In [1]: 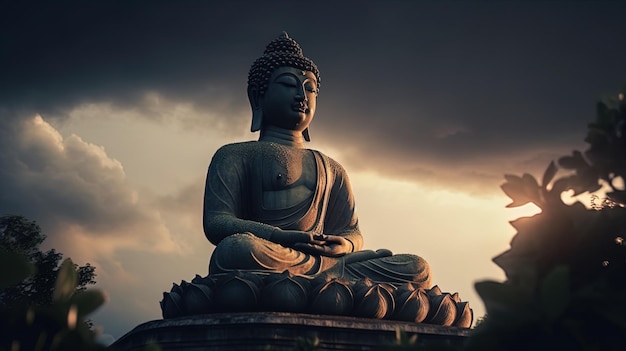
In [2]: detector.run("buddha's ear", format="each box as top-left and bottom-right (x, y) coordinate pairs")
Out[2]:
(248, 84), (263, 132)
(302, 128), (310, 142)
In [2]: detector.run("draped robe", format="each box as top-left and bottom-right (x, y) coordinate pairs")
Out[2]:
(203, 141), (431, 286)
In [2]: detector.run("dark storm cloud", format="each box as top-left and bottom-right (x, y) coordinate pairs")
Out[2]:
(2, 1), (626, 190)
(2, 1), (254, 116)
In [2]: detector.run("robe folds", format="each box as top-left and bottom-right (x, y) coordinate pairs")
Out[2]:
(203, 141), (431, 286)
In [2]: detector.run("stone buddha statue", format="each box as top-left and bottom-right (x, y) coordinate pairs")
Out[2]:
(203, 32), (431, 287)
(160, 33), (471, 327)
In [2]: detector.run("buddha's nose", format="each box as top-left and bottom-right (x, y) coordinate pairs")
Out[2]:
(294, 85), (306, 102)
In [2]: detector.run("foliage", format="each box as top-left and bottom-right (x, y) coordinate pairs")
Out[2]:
(0, 215), (96, 307)
(0, 215), (106, 350)
(471, 314), (487, 329)
(293, 336), (320, 351)
(0, 253), (107, 351)
(468, 93), (626, 350)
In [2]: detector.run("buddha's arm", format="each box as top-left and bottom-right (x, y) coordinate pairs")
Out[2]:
(202, 145), (262, 245)
(204, 211), (314, 248)
(204, 212), (274, 246)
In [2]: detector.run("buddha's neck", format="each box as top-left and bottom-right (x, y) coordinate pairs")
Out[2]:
(259, 125), (306, 148)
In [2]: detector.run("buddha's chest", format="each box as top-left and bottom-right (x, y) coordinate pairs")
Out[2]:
(259, 145), (317, 209)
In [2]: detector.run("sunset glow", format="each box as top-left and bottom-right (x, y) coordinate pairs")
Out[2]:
(2, 1), (625, 343)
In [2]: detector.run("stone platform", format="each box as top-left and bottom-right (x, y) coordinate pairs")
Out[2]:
(110, 312), (470, 350)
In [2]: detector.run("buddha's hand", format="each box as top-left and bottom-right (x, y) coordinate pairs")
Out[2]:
(293, 234), (352, 257)
(268, 229), (315, 247)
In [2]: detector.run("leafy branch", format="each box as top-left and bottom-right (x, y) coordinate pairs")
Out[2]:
(468, 93), (626, 350)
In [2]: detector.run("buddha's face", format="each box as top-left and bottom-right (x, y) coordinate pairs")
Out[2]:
(260, 66), (318, 132)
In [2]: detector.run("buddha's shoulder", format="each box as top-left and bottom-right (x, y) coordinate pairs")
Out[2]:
(211, 141), (258, 162)
(309, 149), (349, 176)
(215, 141), (257, 152)
(213, 141), (296, 162)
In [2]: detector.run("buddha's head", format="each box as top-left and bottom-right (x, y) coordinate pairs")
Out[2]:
(247, 32), (320, 141)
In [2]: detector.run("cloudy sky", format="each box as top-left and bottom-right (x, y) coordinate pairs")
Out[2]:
(2, 0), (625, 343)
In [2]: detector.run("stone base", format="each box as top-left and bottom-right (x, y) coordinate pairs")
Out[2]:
(110, 312), (469, 350)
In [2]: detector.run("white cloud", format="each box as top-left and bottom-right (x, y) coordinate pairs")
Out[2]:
(0, 113), (218, 339)
(61, 91), (250, 138)
(53, 94), (253, 197)
(0, 115), (182, 258)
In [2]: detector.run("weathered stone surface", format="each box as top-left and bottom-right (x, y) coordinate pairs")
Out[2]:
(110, 312), (470, 351)
(158, 31), (471, 335)
(203, 32), (433, 286)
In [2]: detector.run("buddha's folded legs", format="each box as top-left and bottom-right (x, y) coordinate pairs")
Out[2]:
(209, 233), (432, 288)
(209, 233), (341, 275)
(330, 254), (432, 288)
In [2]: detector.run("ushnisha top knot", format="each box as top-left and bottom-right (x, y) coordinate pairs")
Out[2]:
(248, 32), (320, 96)
(263, 31), (304, 57)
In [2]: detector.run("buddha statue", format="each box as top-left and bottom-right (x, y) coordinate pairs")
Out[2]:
(202, 32), (432, 287)
(160, 33), (472, 327)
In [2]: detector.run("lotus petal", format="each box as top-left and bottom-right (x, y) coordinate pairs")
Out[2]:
(425, 293), (457, 326)
(191, 274), (215, 287)
(310, 272), (333, 287)
(261, 271), (310, 312)
(393, 286), (430, 323)
(213, 272), (262, 312)
(263, 270), (311, 288)
(354, 283), (395, 319)
(309, 278), (354, 315)
(182, 282), (215, 314)
(171, 282), (184, 295)
(453, 301), (473, 328)
(160, 291), (183, 319)
(426, 285), (442, 296)
(450, 292), (461, 303)
(353, 277), (374, 292)
(399, 282), (417, 292)
(180, 280), (191, 291)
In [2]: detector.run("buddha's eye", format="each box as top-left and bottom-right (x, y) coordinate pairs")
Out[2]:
(276, 76), (298, 87)
(304, 82), (317, 94)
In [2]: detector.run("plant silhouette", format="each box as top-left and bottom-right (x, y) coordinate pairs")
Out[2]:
(468, 93), (626, 350)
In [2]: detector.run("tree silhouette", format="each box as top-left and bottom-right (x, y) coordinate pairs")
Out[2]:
(0, 215), (96, 307)
(0, 215), (106, 350)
